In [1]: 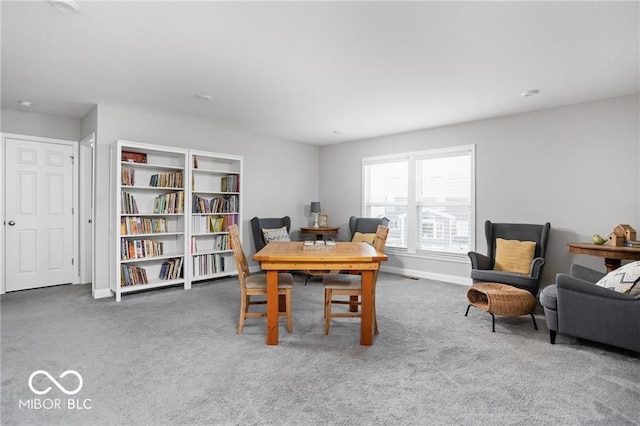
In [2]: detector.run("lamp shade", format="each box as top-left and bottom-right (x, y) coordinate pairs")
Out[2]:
(310, 201), (321, 213)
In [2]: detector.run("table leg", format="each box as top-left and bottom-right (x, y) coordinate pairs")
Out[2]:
(266, 270), (279, 345)
(360, 270), (374, 346)
(604, 258), (622, 273)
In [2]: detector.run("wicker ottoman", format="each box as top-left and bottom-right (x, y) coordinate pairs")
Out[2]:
(465, 282), (538, 332)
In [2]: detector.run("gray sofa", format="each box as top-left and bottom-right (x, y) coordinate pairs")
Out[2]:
(539, 264), (640, 353)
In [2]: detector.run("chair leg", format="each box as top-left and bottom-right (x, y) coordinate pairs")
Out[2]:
(465, 304), (471, 316)
(238, 295), (247, 334)
(530, 313), (538, 330)
(549, 330), (556, 344)
(491, 313), (496, 332)
(324, 289), (332, 335)
(349, 295), (359, 313)
(285, 289), (293, 334)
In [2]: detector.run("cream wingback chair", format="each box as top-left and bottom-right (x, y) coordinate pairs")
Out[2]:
(228, 224), (293, 334)
(322, 225), (389, 335)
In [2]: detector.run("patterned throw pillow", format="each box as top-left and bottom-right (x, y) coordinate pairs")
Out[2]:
(595, 261), (640, 295)
(262, 226), (290, 244)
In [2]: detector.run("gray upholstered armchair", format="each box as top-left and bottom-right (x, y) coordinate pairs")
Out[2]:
(348, 216), (390, 240)
(250, 216), (291, 252)
(468, 220), (551, 295)
(539, 264), (640, 353)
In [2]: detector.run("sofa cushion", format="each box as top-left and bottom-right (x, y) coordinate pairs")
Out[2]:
(352, 232), (376, 244)
(494, 238), (536, 275)
(262, 226), (290, 244)
(595, 261), (640, 295)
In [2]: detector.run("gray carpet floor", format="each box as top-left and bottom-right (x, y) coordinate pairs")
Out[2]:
(1, 273), (639, 426)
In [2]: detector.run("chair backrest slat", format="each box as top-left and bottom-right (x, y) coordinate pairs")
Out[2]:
(228, 224), (249, 291)
(373, 225), (390, 253)
(372, 225), (389, 284)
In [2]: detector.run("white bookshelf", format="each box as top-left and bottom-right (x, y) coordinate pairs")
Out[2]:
(189, 150), (242, 283)
(112, 140), (188, 301)
(111, 141), (242, 301)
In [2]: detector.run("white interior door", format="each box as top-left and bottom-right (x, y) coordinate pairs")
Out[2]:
(5, 138), (74, 291)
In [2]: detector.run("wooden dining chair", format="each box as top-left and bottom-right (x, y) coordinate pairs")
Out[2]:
(228, 224), (293, 334)
(322, 225), (389, 335)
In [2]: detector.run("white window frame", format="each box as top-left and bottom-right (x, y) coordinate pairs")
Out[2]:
(362, 144), (475, 263)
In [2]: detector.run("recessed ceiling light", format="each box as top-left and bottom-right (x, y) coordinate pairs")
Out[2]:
(18, 100), (36, 109)
(521, 89), (540, 97)
(195, 94), (212, 101)
(49, 0), (80, 13)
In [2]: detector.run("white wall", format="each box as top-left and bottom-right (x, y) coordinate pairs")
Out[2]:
(92, 105), (319, 295)
(319, 95), (640, 286)
(1, 108), (82, 141)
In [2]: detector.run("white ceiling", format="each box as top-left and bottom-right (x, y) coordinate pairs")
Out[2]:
(2, 1), (639, 146)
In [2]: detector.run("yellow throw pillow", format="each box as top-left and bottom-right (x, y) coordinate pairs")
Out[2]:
(494, 238), (536, 275)
(352, 232), (376, 244)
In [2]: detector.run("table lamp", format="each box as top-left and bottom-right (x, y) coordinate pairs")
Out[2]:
(310, 201), (321, 228)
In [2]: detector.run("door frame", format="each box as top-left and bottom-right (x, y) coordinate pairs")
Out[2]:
(1, 133), (80, 294)
(79, 132), (95, 290)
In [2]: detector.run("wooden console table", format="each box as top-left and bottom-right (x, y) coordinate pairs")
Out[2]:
(300, 227), (340, 241)
(567, 243), (640, 273)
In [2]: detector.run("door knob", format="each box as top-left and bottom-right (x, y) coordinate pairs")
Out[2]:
(7, 220), (15, 226)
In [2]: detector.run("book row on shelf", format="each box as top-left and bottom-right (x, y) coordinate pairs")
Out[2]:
(149, 171), (183, 188)
(192, 214), (238, 234)
(160, 258), (184, 280)
(122, 168), (135, 186)
(120, 258), (184, 287)
(121, 217), (169, 235)
(121, 168), (183, 188)
(192, 253), (226, 276)
(121, 239), (164, 260)
(191, 235), (230, 253)
(192, 194), (239, 214)
(220, 175), (239, 192)
(153, 191), (184, 214)
(121, 191), (139, 214)
(120, 265), (149, 286)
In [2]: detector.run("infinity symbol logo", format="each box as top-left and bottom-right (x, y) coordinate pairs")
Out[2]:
(28, 370), (83, 395)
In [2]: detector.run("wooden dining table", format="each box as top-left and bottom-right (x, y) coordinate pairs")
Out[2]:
(253, 241), (388, 346)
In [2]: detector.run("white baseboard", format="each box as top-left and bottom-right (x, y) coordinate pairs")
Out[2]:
(380, 265), (472, 287)
(93, 288), (113, 299)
